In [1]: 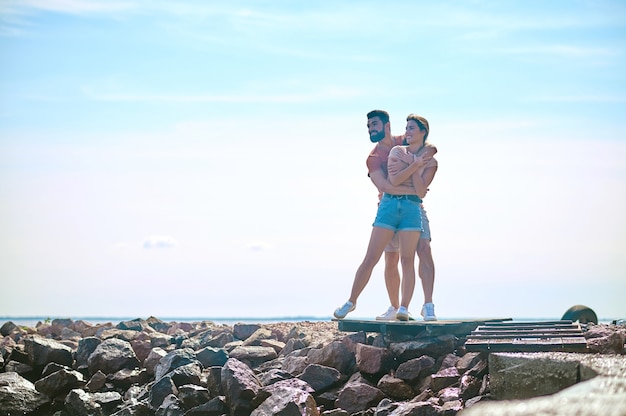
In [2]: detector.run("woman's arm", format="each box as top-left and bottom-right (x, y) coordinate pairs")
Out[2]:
(388, 147), (431, 186)
(411, 159), (438, 199)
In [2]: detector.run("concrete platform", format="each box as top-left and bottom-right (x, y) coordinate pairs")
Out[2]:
(460, 352), (626, 416)
(334, 318), (511, 337)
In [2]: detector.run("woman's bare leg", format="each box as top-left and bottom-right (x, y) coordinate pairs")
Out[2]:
(398, 231), (421, 309)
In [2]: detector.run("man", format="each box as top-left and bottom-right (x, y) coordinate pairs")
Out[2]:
(366, 110), (438, 321)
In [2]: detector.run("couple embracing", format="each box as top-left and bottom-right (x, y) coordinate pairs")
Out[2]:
(334, 110), (438, 322)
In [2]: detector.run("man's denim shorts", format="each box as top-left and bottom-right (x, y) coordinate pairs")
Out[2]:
(373, 194), (423, 233)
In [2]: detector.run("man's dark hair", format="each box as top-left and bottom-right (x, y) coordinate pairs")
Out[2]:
(367, 110), (390, 125)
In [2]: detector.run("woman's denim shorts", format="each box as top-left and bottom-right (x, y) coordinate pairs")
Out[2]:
(373, 194), (423, 232)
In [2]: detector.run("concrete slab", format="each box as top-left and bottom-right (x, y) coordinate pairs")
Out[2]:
(460, 353), (626, 416)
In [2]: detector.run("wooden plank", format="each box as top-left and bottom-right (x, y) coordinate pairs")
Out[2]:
(464, 320), (587, 352)
(465, 337), (588, 352)
(335, 318), (511, 337)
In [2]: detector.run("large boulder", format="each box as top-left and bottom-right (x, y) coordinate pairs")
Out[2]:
(24, 335), (73, 371)
(221, 358), (262, 416)
(0, 372), (50, 414)
(87, 338), (140, 375)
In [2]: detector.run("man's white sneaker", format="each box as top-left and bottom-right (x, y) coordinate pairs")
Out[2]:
(376, 306), (397, 321)
(421, 302), (437, 321)
(333, 301), (355, 319)
(396, 306), (410, 321)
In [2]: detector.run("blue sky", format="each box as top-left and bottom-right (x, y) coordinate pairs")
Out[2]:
(1, 0), (625, 321)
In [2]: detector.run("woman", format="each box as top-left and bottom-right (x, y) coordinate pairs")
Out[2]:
(334, 114), (437, 321)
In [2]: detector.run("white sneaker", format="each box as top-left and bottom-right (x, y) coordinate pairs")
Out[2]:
(376, 306), (397, 321)
(396, 306), (410, 321)
(333, 301), (355, 319)
(421, 302), (437, 321)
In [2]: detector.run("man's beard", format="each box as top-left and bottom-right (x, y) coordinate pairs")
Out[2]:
(369, 130), (385, 143)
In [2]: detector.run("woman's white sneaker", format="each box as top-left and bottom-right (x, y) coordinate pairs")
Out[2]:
(421, 303), (437, 321)
(396, 306), (410, 321)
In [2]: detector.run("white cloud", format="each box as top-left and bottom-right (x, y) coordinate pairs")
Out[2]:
(81, 87), (363, 104)
(142, 235), (179, 249)
(13, 0), (134, 14)
(246, 241), (273, 252)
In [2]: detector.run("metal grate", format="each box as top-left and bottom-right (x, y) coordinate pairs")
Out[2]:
(465, 320), (588, 352)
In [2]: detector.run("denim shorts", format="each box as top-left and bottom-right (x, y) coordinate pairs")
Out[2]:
(373, 194), (423, 233)
(384, 204), (431, 252)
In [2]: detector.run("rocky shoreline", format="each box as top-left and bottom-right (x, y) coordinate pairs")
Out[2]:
(0, 317), (624, 415)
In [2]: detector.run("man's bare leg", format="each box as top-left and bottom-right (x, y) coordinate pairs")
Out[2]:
(348, 227), (396, 304)
(384, 251), (400, 308)
(417, 238), (434, 304)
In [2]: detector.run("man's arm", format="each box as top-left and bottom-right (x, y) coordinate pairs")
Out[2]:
(369, 169), (418, 195)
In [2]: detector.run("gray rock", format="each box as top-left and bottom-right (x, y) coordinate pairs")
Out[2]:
(282, 355), (309, 376)
(195, 346), (228, 367)
(64, 388), (122, 415)
(155, 393), (184, 416)
(376, 374), (414, 400)
(185, 395), (228, 415)
(34, 368), (85, 398)
(143, 347), (167, 376)
(178, 384), (210, 409)
(108, 367), (150, 389)
(298, 364), (341, 392)
(251, 384), (319, 416)
(459, 374), (481, 400)
(388, 400), (440, 416)
(335, 381), (384, 414)
(307, 341), (355, 375)
(233, 323), (262, 341)
(438, 386), (460, 403)
(430, 366), (460, 392)
(87, 338), (140, 375)
(117, 318), (151, 332)
(230, 345), (278, 367)
(24, 335), (74, 371)
(150, 375), (178, 409)
(205, 330), (235, 348)
(0, 321), (17, 336)
(154, 348), (196, 380)
(389, 334), (457, 362)
(455, 352), (484, 373)
(110, 400), (154, 416)
(261, 338), (287, 354)
(0, 372), (50, 414)
(242, 328), (274, 346)
(395, 355), (436, 382)
(76, 337), (102, 369)
(4, 360), (34, 377)
(169, 362), (203, 387)
(355, 343), (394, 375)
(259, 368), (294, 386)
(204, 365), (223, 397)
(221, 358), (262, 416)
(280, 338), (307, 356)
(85, 370), (107, 392)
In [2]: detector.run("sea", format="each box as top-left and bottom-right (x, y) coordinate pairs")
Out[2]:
(0, 316), (330, 329)
(1, 315), (620, 328)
